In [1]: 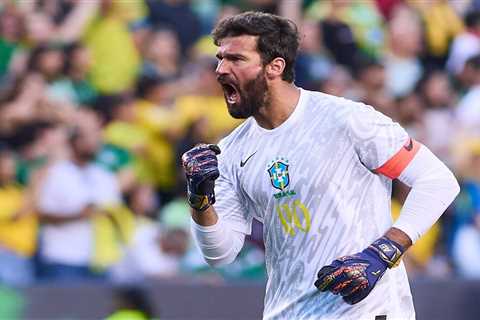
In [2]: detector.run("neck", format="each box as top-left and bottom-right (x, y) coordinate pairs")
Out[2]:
(253, 83), (300, 129)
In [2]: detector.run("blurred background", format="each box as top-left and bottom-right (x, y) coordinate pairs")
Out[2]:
(1, 0), (480, 319)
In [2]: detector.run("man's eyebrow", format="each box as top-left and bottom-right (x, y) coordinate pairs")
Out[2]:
(216, 52), (246, 60)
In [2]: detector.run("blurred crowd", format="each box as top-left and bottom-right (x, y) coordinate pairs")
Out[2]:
(1, 0), (480, 288)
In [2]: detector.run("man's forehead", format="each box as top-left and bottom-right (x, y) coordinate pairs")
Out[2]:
(216, 35), (258, 55)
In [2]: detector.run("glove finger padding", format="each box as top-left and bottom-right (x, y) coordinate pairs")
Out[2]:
(315, 265), (344, 292)
(343, 285), (371, 305)
(332, 263), (369, 295)
(339, 275), (367, 297)
(182, 145), (219, 175)
(189, 159), (219, 179)
(189, 167), (219, 190)
(208, 144), (221, 155)
(191, 154), (219, 165)
(182, 144), (221, 211)
(314, 257), (349, 291)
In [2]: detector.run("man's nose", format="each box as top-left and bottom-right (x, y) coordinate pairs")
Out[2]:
(215, 59), (229, 76)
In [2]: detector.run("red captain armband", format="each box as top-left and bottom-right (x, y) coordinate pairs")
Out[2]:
(374, 138), (420, 179)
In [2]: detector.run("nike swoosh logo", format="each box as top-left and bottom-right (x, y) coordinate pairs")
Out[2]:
(404, 138), (413, 151)
(240, 151), (257, 167)
(371, 270), (382, 276)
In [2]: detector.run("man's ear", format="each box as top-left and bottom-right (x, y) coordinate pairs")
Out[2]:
(265, 57), (286, 80)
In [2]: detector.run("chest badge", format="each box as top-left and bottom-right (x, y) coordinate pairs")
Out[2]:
(268, 160), (290, 190)
(267, 157), (296, 200)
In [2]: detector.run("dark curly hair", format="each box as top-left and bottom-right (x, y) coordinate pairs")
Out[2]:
(212, 11), (300, 83)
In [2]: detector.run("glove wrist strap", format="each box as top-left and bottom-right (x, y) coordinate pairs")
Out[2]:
(368, 236), (405, 268)
(188, 191), (215, 212)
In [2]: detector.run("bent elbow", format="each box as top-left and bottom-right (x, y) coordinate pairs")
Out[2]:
(205, 254), (237, 268)
(450, 173), (461, 199)
(204, 240), (243, 267)
(453, 176), (460, 194)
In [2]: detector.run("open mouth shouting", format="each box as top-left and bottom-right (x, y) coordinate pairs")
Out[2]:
(219, 77), (240, 105)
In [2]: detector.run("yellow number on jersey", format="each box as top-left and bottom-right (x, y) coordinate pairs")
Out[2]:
(276, 199), (311, 236)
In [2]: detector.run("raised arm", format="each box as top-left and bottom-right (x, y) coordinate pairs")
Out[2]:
(182, 144), (248, 267)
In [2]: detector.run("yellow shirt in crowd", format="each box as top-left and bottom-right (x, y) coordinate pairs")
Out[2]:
(175, 95), (242, 142)
(103, 100), (186, 190)
(409, 0), (464, 57)
(84, 14), (141, 94)
(0, 184), (37, 257)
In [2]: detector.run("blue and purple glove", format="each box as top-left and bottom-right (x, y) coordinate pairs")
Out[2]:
(181, 144), (221, 212)
(314, 237), (405, 305)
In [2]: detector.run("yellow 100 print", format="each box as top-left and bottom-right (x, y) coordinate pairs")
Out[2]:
(275, 199), (311, 236)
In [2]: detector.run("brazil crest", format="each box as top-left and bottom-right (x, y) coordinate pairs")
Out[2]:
(268, 161), (290, 190)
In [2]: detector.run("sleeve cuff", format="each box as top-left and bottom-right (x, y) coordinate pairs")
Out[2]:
(392, 220), (419, 244)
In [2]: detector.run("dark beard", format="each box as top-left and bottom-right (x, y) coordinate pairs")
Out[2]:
(227, 72), (269, 119)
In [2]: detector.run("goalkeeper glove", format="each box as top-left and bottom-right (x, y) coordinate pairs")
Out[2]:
(314, 236), (405, 305)
(181, 144), (221, 212)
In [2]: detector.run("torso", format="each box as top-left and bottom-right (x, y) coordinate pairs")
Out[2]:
(215, 89), (415, 319)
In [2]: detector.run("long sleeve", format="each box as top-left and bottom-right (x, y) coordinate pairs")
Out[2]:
(393, 145), (460, 243)
(191, 217), (246, 267)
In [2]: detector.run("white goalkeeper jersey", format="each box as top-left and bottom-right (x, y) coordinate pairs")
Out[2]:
(214, 88), (416, 320)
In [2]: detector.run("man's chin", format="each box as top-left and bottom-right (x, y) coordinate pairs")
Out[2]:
(227, 103), (250, 119)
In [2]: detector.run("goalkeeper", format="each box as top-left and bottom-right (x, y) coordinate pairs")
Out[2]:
(182, 12), (459, 320)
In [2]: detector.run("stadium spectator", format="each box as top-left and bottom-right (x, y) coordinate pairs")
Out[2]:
(27, 44), (76, 105)
(0, 147), (37, 286)
(410, 0), (463, 69)
(384, 5), (423, 97)
(316, 5), (360, 72)
(83, 1), (141, 94)
(13, 121), (69, 186)
(36, 112), (122, 280)
(394, 92), (426, 143)
(145, 0), (201, 54)
(294, 19), (333, 90)
(0, 4), (24, 80)
(356, 59), (397, 119)
(307, 0), (385, 60)
(452, 141), (480, 278)
(142, 26), (182, 79)
(106, 286), (155, 320)
(456, 54), (480, 135)
(61, 42), (97, 106)
(319, 65), (358, 100)
(98, 94), (148, 185)
(133, 75), (183, 202)
(22, 0), (98, 45)
(417, 70), (457, 164)
(111, 183), (188, 283)
(447, 10), (480, 75)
